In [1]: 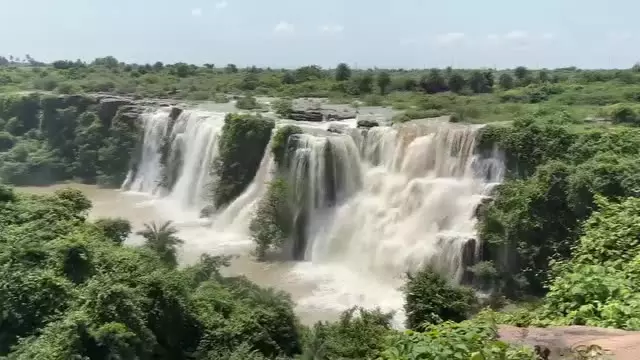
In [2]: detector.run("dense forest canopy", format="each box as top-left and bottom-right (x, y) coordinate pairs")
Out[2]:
(0, 54), (640, 358)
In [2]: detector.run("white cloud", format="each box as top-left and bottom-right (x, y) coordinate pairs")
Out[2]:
(191, 8), (202, 17)
(215, 1), (228, 9)
(319, 24), (344, 34)
(504, 30), (528, 40)
(434, 32), (465, 45)
(487, 34), (499, 41)
(273, 21), (295, 34)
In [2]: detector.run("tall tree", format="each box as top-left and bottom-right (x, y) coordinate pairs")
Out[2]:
(447, 73), (466, 93)
(136, 221), (184, 268)
(498, 73), (515, 89)
(514, 66), (529, 81)
(419, 69), (448, 94)
(335, 62), (352, 81)
(376, 71), (391, 95)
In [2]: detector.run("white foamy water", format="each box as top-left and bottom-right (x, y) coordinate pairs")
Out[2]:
(122, 108), (225, 214)
(24, 109), (504, 328)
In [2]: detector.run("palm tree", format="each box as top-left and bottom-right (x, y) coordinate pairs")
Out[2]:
(136, 221), (184, 268)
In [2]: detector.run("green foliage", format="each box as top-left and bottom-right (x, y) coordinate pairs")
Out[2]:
(0, 93), (139, 187)
(541, 196), (640, 330)
(478, 117), (640, 297)
(236, 95), (261, 110)
(273, 99), (294, 118)
(136, 221), (184, 268)
(0, 187), (304, 359)
(335, 63), (352, 82)
(212, 113), (275, 208)
(94, 217), (132, 245)
(249, 178), (293, 259)
(271, 125), (303, 167)
(381, 313), (536, 360)
(404, 267), (477, 330)
(302, 307), (393, 360)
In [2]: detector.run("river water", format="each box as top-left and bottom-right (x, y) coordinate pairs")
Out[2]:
(19, 183), (403, 325)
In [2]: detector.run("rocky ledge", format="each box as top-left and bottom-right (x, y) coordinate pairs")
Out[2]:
(499, 325), (640, 360)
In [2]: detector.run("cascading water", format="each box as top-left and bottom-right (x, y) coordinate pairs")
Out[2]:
(284, 132), (363, 258)
(308, 119), (503, 279)
(120, 105), (504, 326)
(290, 118), (504, 324)
(122, 107), (225, 212)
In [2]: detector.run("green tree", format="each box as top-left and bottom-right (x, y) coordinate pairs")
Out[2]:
(225, 63), (238, 73)
(419, 69), (448, 94)
(447, 73), (466, 93)
(404, 267), (477, 330)
(376, 71), (391, 95)
(514, 66), (529, 81)
(335, 62), (352, 81)
(498, 73), (515, 89)
(94, 217), (132, 245)
(136, 221), (184, 268)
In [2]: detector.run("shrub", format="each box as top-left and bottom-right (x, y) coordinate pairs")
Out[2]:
(403, 267), (477, 330)
(272, 99), (293, 118)
(236, 95), (261, 110)
(271, 125), (303, 167)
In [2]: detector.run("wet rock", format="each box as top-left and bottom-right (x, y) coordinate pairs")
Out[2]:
(169, 106), (183, 121)
(357, 119), (379, 128)
(199, 205), (215, 218)
(290, 110), (324, 122)
(327, 123), (349, 134)
(499, 325), (640, 360)
(473, 196), (493, 219)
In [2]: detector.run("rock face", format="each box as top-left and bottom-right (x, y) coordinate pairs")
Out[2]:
(169, 106), (183, 121)
(357, 119), (379, 128)
(289, 100), (357, 122)
(499, 325), (640, 360)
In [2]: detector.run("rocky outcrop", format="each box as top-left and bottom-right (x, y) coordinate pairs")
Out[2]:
(499, 325), (640, 360)
(169, 106), (183, 121)
(289, 100), (357, 122)
(473, 196), (493, 220)
(357, 119), (379, 128)
(289, 109), (324, 122)
(97, 96), (134, 126)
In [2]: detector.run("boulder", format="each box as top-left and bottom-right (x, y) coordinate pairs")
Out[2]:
(290, 110), (324, 122)
(499, 325), (640, 360)
(357, 119), (379, 128)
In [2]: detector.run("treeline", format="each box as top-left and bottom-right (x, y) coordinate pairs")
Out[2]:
(3, 54), (640, 101)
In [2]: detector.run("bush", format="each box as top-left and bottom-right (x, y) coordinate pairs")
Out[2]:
(271, 125), (303, 167)
(236, 95), (261, 110)
(302, 307), (393, 360)
(403, 267), (477, 330)
(381, 312), (537, 360)
(272, 99), (293, 118)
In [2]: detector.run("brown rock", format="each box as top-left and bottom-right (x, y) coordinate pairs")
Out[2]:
(499, 325), (640, 360)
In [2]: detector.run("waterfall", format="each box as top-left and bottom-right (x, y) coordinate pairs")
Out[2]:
(121, 107), (225, 212)
(305, 119), (504, 280)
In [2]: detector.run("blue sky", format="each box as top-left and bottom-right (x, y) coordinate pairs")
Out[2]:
(0, 0), (637, 69)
